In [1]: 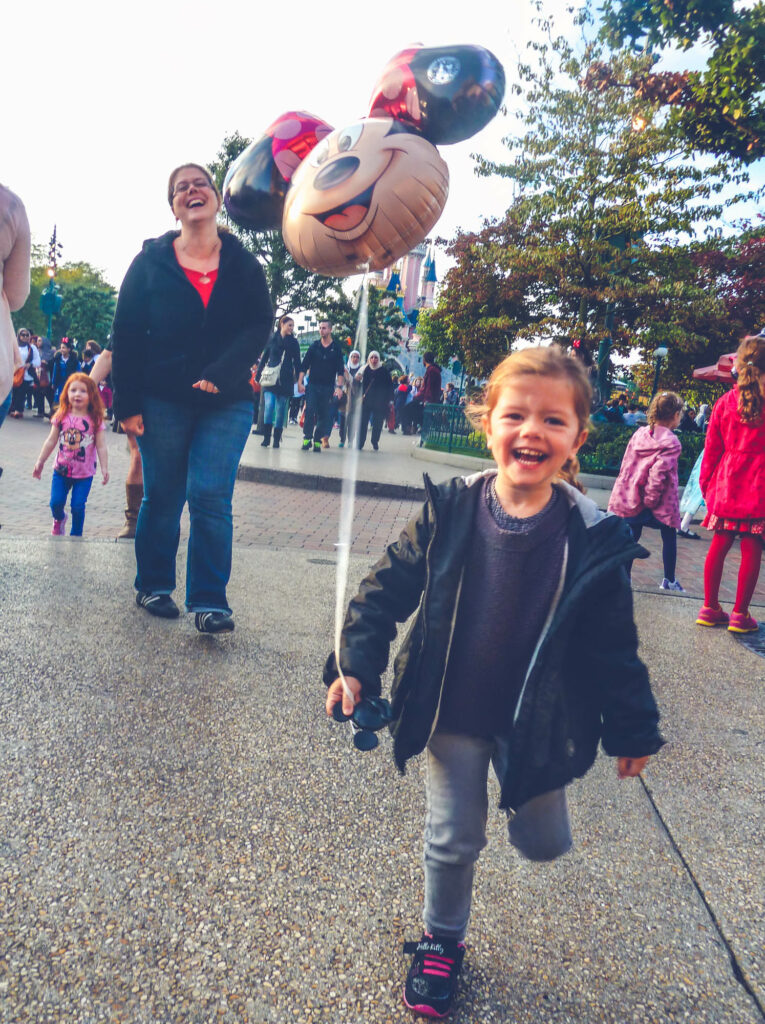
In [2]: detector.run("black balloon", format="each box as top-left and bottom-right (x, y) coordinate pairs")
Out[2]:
(223, 134), (286, 231)
(368, 44), (505, 146)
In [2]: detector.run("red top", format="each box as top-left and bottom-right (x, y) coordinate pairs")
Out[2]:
(182, 266), (218, 308)
(700, 387), (765, 519)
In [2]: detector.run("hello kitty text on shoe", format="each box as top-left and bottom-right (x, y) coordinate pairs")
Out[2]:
(403, 933), (465, 1018)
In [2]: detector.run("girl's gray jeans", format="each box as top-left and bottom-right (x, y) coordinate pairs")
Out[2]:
(424, 731), (572, 940)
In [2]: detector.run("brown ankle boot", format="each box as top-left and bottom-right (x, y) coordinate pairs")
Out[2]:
(117, 483), (143, 539)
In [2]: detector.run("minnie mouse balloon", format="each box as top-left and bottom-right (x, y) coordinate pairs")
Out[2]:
(368, 45), (505, 145)
(224, 111), (333, 231)
(282, 117), (448, 277)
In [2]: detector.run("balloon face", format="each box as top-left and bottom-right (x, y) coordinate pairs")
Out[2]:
(223, 111), (333, 231)
(282, 117), (449, 278)
(368, 45), (505, 146)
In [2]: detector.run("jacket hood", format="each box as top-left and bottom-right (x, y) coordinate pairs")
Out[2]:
(629, 424), (680, 457)
(458, 468), (609, 530)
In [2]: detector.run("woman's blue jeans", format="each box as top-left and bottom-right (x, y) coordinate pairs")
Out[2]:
(50, 472), (93, 535)
(262, 389), (288, 429)
(136, 397), (252, 613)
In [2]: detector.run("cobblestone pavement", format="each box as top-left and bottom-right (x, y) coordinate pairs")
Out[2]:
(1, 414), (763, 606)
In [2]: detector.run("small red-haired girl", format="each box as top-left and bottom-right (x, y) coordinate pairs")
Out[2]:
(324, 346), (664, 1019)
(697, 334), (765, 633)
(33, 372), (109, 535)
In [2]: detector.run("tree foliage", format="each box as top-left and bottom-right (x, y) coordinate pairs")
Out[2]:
(12, 253), (116, 347)
(424, 27), (752, 383)
(597, 0), (765, 162)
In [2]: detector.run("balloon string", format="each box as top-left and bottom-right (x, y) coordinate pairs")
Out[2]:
(335, 266), (370, 705)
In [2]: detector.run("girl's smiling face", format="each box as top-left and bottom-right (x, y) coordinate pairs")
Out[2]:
(67, 380), (90, 410)
(484, 374), (588, 513)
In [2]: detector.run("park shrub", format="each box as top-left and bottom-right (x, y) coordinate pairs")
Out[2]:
(424, 415), (706, 484)
(578, 423), (705, 484)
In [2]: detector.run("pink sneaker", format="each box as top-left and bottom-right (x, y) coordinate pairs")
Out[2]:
(51, 514), (67, 536)
(728, 611), (759, 634)
(695, 605), (729, 627)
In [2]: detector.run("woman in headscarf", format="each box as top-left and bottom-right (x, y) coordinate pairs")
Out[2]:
(357, 351), (393, 451)
(339, 349), (363, 449)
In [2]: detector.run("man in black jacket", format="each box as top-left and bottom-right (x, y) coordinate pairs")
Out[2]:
(298, 320), (345, 452)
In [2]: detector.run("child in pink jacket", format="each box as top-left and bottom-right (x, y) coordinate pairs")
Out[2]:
(608, 391), (685, 591)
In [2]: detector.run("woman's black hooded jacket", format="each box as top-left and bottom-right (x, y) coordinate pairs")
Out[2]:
(324, 471), (664, 812)
(111, 230), (273, 420)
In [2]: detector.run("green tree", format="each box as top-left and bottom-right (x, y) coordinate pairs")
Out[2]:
(319, 284), (408, 361)
(597, 0), (765, 162)
(425, 28), (751, 380)
(12, 255), (116, 348)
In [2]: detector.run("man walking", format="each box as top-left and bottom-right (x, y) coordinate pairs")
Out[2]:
(298, 319), (345, 452)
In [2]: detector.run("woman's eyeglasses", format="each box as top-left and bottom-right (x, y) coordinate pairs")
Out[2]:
(173, 179), (213, 196)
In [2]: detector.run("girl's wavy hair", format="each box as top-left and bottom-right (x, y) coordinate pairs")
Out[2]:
(646, 390), (683, 427)
(735, 334), (765, 424)
(53, 372), (105, 429)
(466, 346), (592, 492)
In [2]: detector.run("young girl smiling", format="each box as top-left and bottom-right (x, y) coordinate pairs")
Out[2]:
(325, 346), (664, 1019)
(33, 372), (109, 536)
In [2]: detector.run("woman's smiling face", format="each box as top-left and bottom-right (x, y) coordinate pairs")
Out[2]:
(171, 167), (219, 224)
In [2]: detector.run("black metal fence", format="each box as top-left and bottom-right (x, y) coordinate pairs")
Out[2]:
(421, 404), (489, 456)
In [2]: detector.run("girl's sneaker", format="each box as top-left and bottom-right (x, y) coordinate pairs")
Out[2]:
(51, 514), (67, 536)
(660, 578), (685, 592)
(403, 933), (465, 1018)
(696, 605), (730, 627)
(728, 611), (759, 634)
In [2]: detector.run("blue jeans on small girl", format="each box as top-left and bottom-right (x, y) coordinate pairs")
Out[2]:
(424, 732), (572, 940)
(50, 472), (93, 536)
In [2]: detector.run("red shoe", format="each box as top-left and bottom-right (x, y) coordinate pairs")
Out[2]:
(695, 606), (729, 627)
(728, 611), (759, 634)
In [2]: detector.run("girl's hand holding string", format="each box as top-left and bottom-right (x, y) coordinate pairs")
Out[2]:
(326, 675), (362, 718)
(617, 755), (650, 779)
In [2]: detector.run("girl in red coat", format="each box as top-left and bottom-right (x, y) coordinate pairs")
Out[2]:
(697, 334), (765, 633)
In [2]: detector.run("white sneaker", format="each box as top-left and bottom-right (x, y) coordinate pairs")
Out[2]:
(660, 578), (685, 592)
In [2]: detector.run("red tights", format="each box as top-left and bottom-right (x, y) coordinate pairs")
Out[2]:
(703, 531), (763, 614)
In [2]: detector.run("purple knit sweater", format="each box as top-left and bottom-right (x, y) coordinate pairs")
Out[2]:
(436, 481), (568, 737)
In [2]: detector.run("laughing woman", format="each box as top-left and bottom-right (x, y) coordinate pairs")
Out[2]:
(112, 163), (273, 633)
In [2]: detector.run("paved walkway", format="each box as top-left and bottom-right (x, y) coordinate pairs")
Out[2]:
(0, 413), (763, 1024)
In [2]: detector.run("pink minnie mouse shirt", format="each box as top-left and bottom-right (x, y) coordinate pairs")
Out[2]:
(53, 413), (104, 479)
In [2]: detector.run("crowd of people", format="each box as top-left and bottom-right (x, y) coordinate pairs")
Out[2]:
(254, 334), (462, 452)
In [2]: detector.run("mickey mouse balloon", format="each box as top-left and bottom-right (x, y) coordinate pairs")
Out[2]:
(224, 45), (504, 277)
(282, 118), (448, 277)
(368, 45), (505, 145)
(223, 111), (333, 230)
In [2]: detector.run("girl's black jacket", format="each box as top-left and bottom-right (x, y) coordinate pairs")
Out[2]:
(324, 471), (664, 812)
(111, 230), (273, 421)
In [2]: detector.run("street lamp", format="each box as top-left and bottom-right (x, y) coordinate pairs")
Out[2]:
(39, 226), (63, 340)
(651, 346), (668, 397)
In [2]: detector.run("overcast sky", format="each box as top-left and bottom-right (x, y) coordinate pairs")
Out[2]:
(5, 1), (762, 292)
(6, 0), (554, 288)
